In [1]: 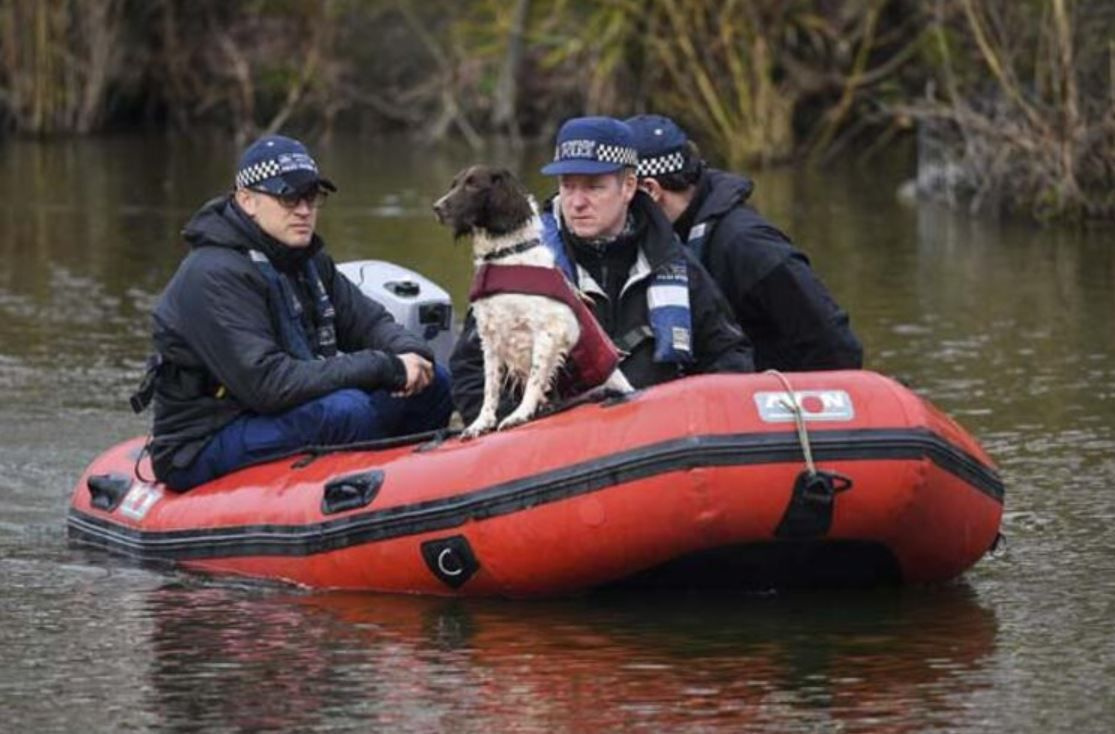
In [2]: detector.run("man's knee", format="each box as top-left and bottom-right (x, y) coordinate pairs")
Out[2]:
(309, 388), (384, 437)
(392, 364), (453, 433)
(314, 388), (372, 416)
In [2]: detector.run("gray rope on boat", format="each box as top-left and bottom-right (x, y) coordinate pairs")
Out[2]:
(764, 369), (817, 476)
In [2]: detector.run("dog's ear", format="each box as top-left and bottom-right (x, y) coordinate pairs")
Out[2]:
(482, 168), (534, 236)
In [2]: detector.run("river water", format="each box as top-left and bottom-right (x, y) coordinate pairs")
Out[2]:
(1, 134), (1113, 732)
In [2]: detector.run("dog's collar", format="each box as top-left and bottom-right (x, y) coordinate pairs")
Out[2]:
(480, 237), (542, 262)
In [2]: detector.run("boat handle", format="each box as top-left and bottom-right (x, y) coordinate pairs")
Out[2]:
(87, 474), (133, 512)
(321, 470), (385, 515)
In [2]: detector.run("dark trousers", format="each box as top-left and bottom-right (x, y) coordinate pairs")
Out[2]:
(164, 365), (453, 491)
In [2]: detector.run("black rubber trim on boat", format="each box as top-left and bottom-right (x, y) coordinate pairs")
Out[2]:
(66, 427), (1005, 561)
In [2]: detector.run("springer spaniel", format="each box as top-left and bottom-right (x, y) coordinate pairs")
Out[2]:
(433, 165), (632, 438)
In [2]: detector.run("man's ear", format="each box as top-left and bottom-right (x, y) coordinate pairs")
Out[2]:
(235, 188), (258, 218)
(637, 177), (662, 202)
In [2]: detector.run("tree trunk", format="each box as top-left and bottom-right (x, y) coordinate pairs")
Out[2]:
(491, 0), (529, 145)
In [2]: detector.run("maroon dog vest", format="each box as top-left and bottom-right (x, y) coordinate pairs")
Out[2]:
(469, 264), (620, 392)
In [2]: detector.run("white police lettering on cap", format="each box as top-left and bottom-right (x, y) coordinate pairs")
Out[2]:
(276, 152), (317, 173)
(555, 139), (637, 167)
(558, 139), (597, 159)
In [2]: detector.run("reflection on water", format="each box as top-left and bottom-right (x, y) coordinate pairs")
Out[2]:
(136, 584), (996, 733)
(3, 135), (1115, 731)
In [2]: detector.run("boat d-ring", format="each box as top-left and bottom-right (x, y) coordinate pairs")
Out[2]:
(421, 535), (480, 589)
(437, 548), (463, 577)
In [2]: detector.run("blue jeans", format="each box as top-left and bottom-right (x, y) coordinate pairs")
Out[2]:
(165, 365), (453, 491)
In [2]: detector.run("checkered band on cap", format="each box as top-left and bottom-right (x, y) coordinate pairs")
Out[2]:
(235, 134), (324, 192)
(595, 143), (638, 168)
(235, 160), (284, 189)
(637, 150), (686, 177)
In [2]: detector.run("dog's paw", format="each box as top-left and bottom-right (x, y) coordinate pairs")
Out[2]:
(496, 410), (532, 431)
(461, 416), (496, 440)
(459, 426), (485, 440)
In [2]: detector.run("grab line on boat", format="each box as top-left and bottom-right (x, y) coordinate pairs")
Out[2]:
(766, 370), (816, 475)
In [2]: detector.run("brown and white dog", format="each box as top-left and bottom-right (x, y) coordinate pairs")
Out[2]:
(433, 164), (632, 438)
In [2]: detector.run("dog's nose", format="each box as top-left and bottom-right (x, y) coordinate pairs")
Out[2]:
(432, 197), (447, 222)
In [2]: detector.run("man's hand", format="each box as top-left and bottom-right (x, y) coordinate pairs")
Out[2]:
(396, 353), (434, 397)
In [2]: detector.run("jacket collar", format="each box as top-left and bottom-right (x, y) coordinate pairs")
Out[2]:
(576, 248), (652, 300)
(569, 192), (681, 299)
(688, 168), (754, 230)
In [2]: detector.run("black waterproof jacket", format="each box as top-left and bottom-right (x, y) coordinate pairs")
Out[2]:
(148, 195), (433, 479)
(450, 191), (754, 424)
(682, 169), (863, 372)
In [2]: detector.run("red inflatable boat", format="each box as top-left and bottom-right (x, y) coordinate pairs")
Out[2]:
(67, 371), (1004, 596)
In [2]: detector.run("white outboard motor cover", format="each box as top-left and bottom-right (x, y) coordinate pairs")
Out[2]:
(337, 260), (456, 366)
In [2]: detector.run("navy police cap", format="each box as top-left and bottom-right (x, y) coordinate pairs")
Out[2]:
(235, 134), (337, 195)
(625, 114), (689, 178)
(541, 116), (638, 176)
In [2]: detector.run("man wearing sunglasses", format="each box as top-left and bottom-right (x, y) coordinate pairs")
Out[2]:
(138, 134), (452, 491)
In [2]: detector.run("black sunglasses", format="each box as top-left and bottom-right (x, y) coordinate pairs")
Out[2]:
(251, 187), (329, 210)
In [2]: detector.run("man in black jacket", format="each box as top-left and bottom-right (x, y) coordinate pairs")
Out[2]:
(625, 114), (863, 372)
(450, 117), (753, 424)
(141, 134), (452, 490)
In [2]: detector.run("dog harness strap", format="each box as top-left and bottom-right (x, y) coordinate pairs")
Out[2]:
(566, 318), (621, 390)
(469, 263), (573, 303)
(479, 237), (542, 263)
(469, 264), (619, 390)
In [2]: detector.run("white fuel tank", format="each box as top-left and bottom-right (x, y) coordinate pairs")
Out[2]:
(337, 260), (455, 366)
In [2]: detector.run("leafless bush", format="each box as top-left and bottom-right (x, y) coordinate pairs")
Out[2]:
(0, 0), (125, 134)
(906, 0), (1115, 220)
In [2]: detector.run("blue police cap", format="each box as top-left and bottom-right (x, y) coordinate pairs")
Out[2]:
(540, 116), (638, 176)
(235, 134), (336, 195)
(625, 114), (689, 178)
